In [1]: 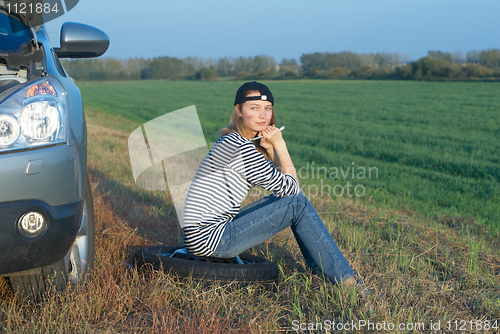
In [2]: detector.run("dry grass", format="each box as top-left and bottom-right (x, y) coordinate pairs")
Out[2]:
(0, 115), (499, 333)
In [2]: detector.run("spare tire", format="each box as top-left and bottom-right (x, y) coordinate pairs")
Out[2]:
(134, 246), (279, 284)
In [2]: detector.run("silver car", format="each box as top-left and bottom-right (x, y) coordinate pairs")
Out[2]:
(0, 2), (108, 301)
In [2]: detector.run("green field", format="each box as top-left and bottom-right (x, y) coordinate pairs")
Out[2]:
(78, 80), (500, 234)
(3, 79), (499, 332)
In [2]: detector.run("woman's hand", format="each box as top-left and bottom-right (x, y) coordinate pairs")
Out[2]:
(258, 124), (283, 150)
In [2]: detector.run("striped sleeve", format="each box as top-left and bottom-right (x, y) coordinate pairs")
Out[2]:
(183, 132), (299, 257)
(230, 141), (299, 197)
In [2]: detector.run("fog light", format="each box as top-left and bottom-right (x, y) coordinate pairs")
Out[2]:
(18, 211), (48, 239)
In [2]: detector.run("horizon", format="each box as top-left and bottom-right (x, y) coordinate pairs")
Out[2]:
(43, 0), (500, 63)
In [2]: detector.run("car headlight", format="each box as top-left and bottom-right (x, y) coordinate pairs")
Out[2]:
(0, 114), (21, 146)
(0, 77), (67, 152)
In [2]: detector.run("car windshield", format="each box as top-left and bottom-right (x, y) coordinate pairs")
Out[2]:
(0, 10), (33, 54)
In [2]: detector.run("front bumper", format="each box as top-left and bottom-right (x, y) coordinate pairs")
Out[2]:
(0, 143), (86, 275)
(0, 199), (82, 275)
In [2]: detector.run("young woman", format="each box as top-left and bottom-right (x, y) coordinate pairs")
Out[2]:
(183, 81), (360, 289)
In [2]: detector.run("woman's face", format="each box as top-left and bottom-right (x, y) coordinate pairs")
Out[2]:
(238, 91), (273, 138)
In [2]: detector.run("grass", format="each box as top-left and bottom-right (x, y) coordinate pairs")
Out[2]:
(77, 80), (500, 235)
(0, 80), (499, 333)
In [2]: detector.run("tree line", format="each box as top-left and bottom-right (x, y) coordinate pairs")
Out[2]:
(60, 49), (500, 81)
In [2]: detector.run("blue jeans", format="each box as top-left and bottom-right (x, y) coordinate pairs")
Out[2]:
(211, 192), (355, 284)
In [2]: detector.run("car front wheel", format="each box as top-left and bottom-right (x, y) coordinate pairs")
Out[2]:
(66, 175), (95, 285)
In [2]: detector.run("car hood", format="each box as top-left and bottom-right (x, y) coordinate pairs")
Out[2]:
(0, 0), (42, 31)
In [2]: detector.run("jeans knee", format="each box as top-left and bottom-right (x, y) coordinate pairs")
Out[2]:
(296, 191), (309, 205)
(287, 191), (308, 211)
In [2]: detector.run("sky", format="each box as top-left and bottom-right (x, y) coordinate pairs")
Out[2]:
(44, 0), (500, 62)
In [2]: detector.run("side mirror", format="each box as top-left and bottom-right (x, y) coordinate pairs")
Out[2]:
(54, 22), (109, 58)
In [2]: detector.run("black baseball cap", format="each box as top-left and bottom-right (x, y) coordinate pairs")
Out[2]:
(234, 81), (274, 106)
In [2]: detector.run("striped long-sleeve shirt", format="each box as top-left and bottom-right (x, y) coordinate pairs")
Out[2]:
(183, 131), (299, 256)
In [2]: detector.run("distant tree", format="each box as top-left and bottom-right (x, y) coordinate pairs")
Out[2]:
(473, 65), (494, 77)
(140, 60), (152, 79)
(372, 53), (398, 67)
(332, 67), (344, 77)
(61, 50), (499, 82)
(450, 63), (494, 79)
(402, 62), (415, 79)
(123, 58), (148, 80)
(360, 52), (409, 67)
(312, 67), (346, 79)
(234, 71), (251, 80)
(193, 67), (218, 80)
(325, 52), (362, 71)
(61, 58), (127, 81)
(300, 52), (325, 78)
(278, 58), (300, 78)
(216, 57), (233, 77)
(466, 50), (480, 64)
(374, 53), (387, 67)
(300, 52), (362, 78)
(182, 57), (205, 77)
(397, 53), (412, 64)
(101, 58), (127, 80)
(452, 51), (465, 64)
(350, 65), (373, 79)
(143, 56), (184, 80)
(479, 49), (500, 69)
(404, 57), (452, 80)
(386, 66), (406, 80)
(427, 51), (453, 64)
(252, 55), (278, 78)
(233, 57), (254, 74)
